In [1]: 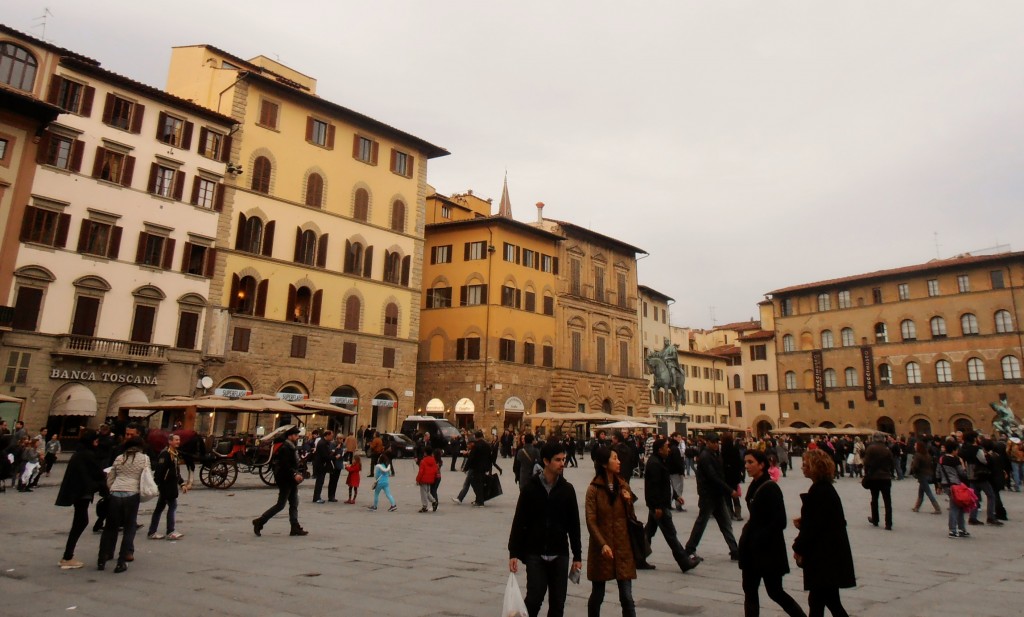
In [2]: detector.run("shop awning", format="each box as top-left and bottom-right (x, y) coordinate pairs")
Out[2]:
(50, 384), (98, 417)
(425, 398), (445, 413)
(108, 386), (151, 417)
(454, 397), (475, 414)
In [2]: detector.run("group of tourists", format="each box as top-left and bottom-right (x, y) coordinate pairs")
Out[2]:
(0, 420), (61, 492)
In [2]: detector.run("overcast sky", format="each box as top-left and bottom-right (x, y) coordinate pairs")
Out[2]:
(8, 2), (1024, 328)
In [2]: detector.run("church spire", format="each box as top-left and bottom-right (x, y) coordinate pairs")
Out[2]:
(497, 173), (513, 218)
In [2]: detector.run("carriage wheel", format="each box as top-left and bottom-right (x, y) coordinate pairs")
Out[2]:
(258, 464), (276, 486)
(200, 461), (237, 489)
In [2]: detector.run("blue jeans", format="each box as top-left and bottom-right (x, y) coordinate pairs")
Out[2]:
(915, 477), (939, 510)
(947, 491), (965, 533)
(148, 495), (177, 535)
(1012, 461), (1024, 491)
(968, 481), (996, 522)
(523, 554), (570, 617)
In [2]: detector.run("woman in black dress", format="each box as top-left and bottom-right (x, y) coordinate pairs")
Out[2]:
(737, 449), (806, 617)
(792, 449), (856, 617)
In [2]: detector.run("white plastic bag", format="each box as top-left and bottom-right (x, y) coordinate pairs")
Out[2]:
(502, 572), (528, 617)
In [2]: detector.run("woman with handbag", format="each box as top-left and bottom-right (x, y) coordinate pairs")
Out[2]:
(99, 437), (150, 573)
(55, 429), (106, 569)
(585, 446), (636, 616)
(737, 450), (806, 617)
(147, 433), (189, 540)
(936, 439), (970, 538)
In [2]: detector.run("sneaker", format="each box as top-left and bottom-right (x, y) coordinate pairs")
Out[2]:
(418, 507), (428, 513)
(59, 559), (84, 569)
(948, 531), (959, 538)
(166, 532), (184, 540)
(451, 497), (461, 504)
(148, 533), (165, 540)
(388, 505), (398, 512)
(958, 530), (970, 538)
(313, 499), (326, 504)
(367, 506), (377, 511)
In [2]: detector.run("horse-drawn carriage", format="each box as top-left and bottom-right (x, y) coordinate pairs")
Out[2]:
(199, 425), (294, 489)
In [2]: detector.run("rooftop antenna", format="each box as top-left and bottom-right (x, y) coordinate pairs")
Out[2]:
(33, 8), (54, 41)
(933, 231), (941, 259)
(709, 305), (718, 327)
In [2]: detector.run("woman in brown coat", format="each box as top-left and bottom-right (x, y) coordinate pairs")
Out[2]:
(586, 446), (636, 617)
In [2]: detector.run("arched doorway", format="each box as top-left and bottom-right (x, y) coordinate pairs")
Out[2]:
(756, 420), (773, 437)
(425, 398), (445, 418)
(371, 391), (397, 431)
(602, 398), (613, 414)
(912, 418), (933, 437)
(454, 397), (475, 430)
(876, 416), (896, 435)
(330, 385), (359, 434)
(504, 396), (525, 430)
(953, 417), (974, 433)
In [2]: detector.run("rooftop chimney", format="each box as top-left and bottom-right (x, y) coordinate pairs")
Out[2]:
(536, 202), (545, 224)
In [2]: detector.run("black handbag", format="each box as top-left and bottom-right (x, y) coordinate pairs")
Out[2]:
(627, 515), (651, 560)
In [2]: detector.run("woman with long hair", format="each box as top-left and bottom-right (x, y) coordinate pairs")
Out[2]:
(585, 446), (637, 616)
(55, 429), (106, 569)
(909, 441), (941, 514)
(99, 437), (150, 573)
(737, 449), (806, 617)
(792, 449), (855, 617)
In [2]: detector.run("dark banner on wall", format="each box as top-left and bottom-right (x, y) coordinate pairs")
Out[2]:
(861, 346), (877, 401)
(811, 350), (825, 402)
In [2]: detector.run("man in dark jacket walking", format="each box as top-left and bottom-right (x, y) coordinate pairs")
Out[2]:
(645, 438), (701, 573)
(684, 432), (740, 559)
(862, 432), (895, 530)
(253, 426), (308, 537)
(508, 441), (582, 617)
(310, 429), (333, 504)
(453, 431), (492, 505)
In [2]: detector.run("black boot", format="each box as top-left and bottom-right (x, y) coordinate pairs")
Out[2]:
(290, 525), (309, 536)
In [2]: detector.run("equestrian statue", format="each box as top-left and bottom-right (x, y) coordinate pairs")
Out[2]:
(647, 337), (686, 411)
(990, 396), (1021, 437)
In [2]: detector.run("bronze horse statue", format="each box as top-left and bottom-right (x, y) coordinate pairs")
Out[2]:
(647, 355), (686, 410)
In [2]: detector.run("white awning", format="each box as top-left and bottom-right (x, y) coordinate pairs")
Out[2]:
(454, 397), (475, 414)
(108, 386), (151, 418)
(50, 384), (98, 417)
(425, 398), (445, 413)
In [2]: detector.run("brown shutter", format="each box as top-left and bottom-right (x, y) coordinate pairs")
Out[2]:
(135, 232), (148, 263)
(19, 207), (35, 242)
(311, 290), (322, 325)
(121, 155), (135, 187)
(344, 240), (353, 273)
(229, 274), (240, 310)
(553, 257), (559, 275)
(459, 286), (467, 306)
(286, 284), (297, 320)
(293, 227), (303, 262)
(516, 289), (522, 309)
(204, 248), (217, 277)
(176, 311), (199, 350)
(91, 147), (106, 178)
(326, 124), (335, 149)
(515, 246), (521, 264)
(77, 220), (92, 253)
(371, 140), (379, 165)
(190, 177), (201, 205)
(352, 134), (360, 158)
(162, 238), (176, 270)
(406, 154), (415, 178)
(234, 213), (247, 249)
(262, 221), (275, 256)
(173, 170), (185, 201)
(156, 112), (169, 141)
(55, 213), (71, 248)
(147, 163), (158, 194)
(36, 132), (51, 164)
(181, 121), (194, 150)
(220, 135), (232, 162)
(80, 86), (95, 117)
(464, 243), (470, 261)
(390, 149), (397, 173)
(46, 76), (63, 104)
(180, 242), (193, 273)
(101, 93), (114, 124)
(401, 255), (410, 287)
(108, 226), (122, 259)
(130, 305), (156, 343)
(316, 233), (329, 268)
(70, 140), (84, 172)
(305, 117), (314, 142)
(362, 246), (373, 277)
(197, 127), (209, 155)
(255, 279), (268, 317)
(482, 284), (488, 303)
(130, 103), (145, 133)
(429, 246), (436, 265)
(213, 184), (224, 212)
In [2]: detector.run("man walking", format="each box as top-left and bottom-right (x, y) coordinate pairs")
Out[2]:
(645, 438), (701, 573)
(453, 430), (492, 506)
(310, 429), (333, 504)
(253, 426), (308, 537)
(508, 441), (582, 617)
(684, 432), (739, 560)
(516, 433), (541, 491)
(862, 431), (894, 530)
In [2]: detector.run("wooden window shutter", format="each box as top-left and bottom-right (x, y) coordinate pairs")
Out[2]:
(515, 246), (521, 264)
(180, 242), (193, 273)
(76, 220), (92, 253)
(147, 163), (159, 194)
(286, 284), (297, 320)
(80, 86), (95, 117)
(54, 213), (71, 248)
(190, 177), (201, 205)
(459, 286), (467, 306)
(229, 274), (240, 309)
(310, 290), (323, 325)
(351, 134), (360, 158)
(362, 246), (373, 278)
(316, 233), (329, 268)
(515, 289), (522, 309)
(204, 248), (217, 277)
(553, 257), (559, 275)
(101, 93), (115, 124)
(198, 127), (209, 154)
(213, 184), (224, 212)
(91, 147), (106, 178)
(135, 232), (148, 263)
(172, 170), (185, 201)
(108, 226), (122, 259)
(162, 238), (176, 270)
(293, 227), (303, 262)
(456, 338), (465, 360)
(401, 255), (410, 287)
(305, 117), (314, 142)
(344, 240), (353, 272)
(130, 103), (145, 134)
(390, 149), (397, 173)
(130, 305), (155, 343)
(262, 221), (275, 257)
(234, 213), (247, 249)
(121, 156), (135, 187)
(430, 246), (437, 265)
(181, 121), (193, 150)
(481, 284), (488, 302)
(220, 135), (232, 163)
(464, 243), (470, 261)
(36, 132), (51, 164)
(326, 124), (335, 149)
(370, 140), (379, 165)
(155, 112), (168, 141)
(11, 286), (42, 331)
(46, 76), (63, 104)
(255, 279), (269, 317)
(70, 140), (84, 172)
(176, 311), (199, 350)
(406, 155), (415, 178)
(425, 289), (434, 307)
(342, 342), (356, 363)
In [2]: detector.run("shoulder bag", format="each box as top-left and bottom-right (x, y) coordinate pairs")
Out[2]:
(139, 464), (159, 502)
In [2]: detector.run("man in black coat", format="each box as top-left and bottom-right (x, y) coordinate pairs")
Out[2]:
(862, 432), (895, 529)
(310, 429), (334, 504)
(645, 438), (701, 573)
(610, 432), (635, 482)
(684, 431), (740, 559)
(453, 430), (492, 505)
(508, 440), (582, 617)
(253, 426), (307, 537)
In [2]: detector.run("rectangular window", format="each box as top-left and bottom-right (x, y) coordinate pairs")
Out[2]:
(77, 219), (121, 259)
(129, 305), (157, 344)
(463, 284), (486, 306)
(569, 259), (581, 295)
(750, 344), (767, 361)
(704, 367), (711, 379)
(342, 342), (357, 363)
(440, 205), (451, 218)
(734, 401), (742, 417)
(501, 285), (519, 308)
(3, 351), (30, 385)
(193, 178), (217, 209)
(353, 135), (378, 164)
(71, 296), (100, 337)
(427, 287), (452, 308)
(182, 243), (210, 276)
(503, 242), (516, 262)
(523, 342), (535, 365)
(390, 149), (413, 177)
(93, 147), (134, 186)
(619, 340), (629, 377)
(465, 241), (486, 260)
(596, 337), (606, 374)
(41, 133), (83, 171)
(594, 267), (605, 302)
(175, 311), (199, 350)
(307, 117), (332, 147)
(258, 99), (279, 129)
(12, 287), (43, 331)
(571, 331), (582, 370)
(456, 337), (481, 361)
(430, 245), (452, 264)
(957, 274), (970, 293)
(231, 327), (251, 352)
(51, 77), (93, 115)
(542, 345), (554, 367)
(522, 249), (536, 268)
(543, 296), (554, 316)
(617, 273), (628, 308)
(524, 291), (536, 312)
(137, 233), (167, 268)
(382, 347), (396, 368)
(541, 254), (554, 273)
(871, 287), (882, 304)
(157, 112), (187, 147)
(105, 95), (139, 131)
(753, 374), (769, 391)
(991, 270), (1005, 289)
(897, 283), (910, 301)
(838, 290), (851, 308)
(927, 279), (940, 296)
(20, 206), (69, 248)
(290, 335), (307, 358)
(198, 128), (226, 161)
(499, 339), (516, 362)
(643, 302), (648, 318)
(781, 298), (793, 316)
(150, 165), (177, 198)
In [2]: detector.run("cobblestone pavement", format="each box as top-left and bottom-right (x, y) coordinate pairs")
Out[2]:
(2, 458), (1022, 616)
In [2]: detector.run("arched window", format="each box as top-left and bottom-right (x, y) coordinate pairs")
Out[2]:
(782, 334), (795, 352)
(960, 313), (979, 335)
(232, 276), (258, 315)
(344, 241), (363, 275)
(1002, 356), (1021, 380)
(874, 322), (888, 343)
(785, 371), (797, 390)
(383, 251), (401, 284)
(383, 302), (399, 337)
(995, 309), (1013, 333)
(820, 330), (834, 349)
(732, 374), (741, 389)
(967, 358), (985, 382)
(823, 368), (837, 388)
(353, 188), (369, 221)
(935, 359), (952, 383)
(878, 363), (891, 385)
(844, 367), (858, 387)
(840, 327), (855, 347)
(900, 319), (916, 341)
(240, 217), (263, 254)
(251, 156), (271, 193)
(817, 293), (831, 311)
(295, 230), (317, 265)
(390, 200), (406, 232)
(930, 316), (947, 337)
(344, 295), (361, 331)
(0, 43), (37, 91)
(905, 362), (921, 384)
(304, 173), (324, 208)
(291, 286), (312, 323)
